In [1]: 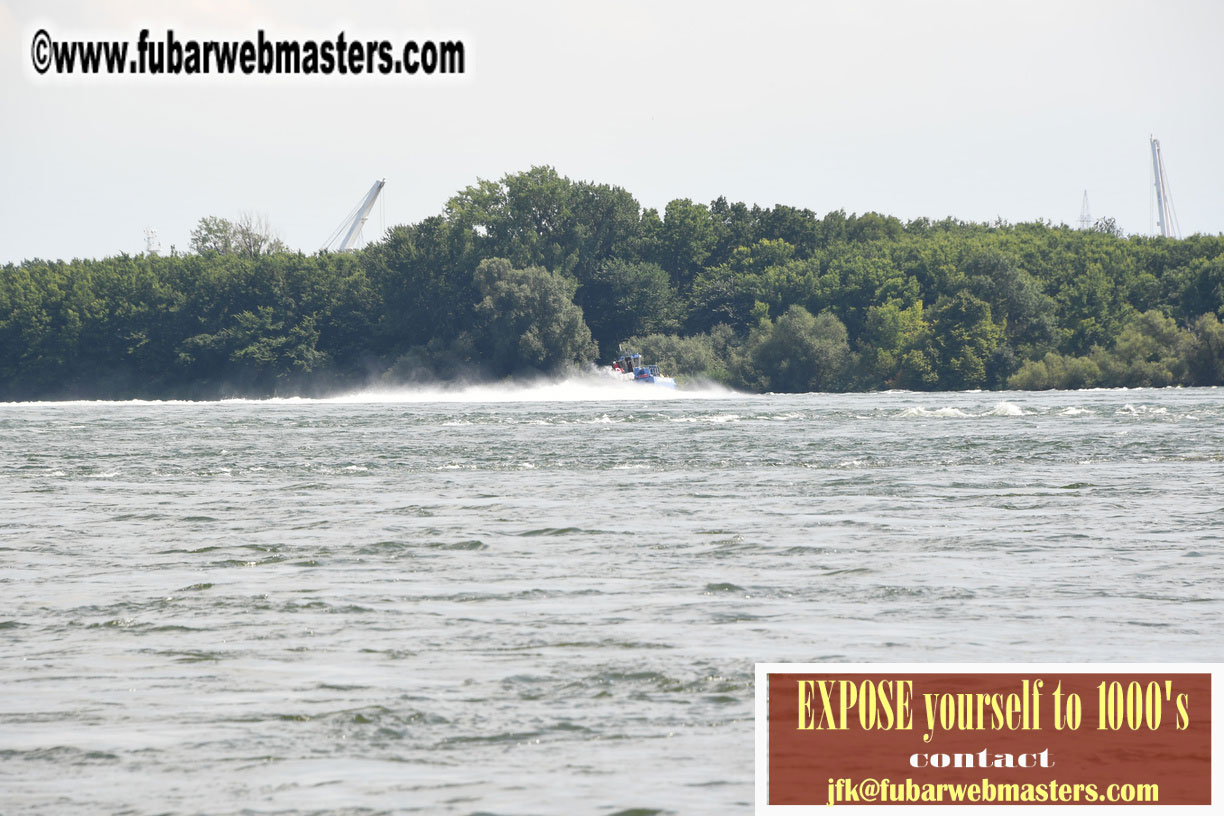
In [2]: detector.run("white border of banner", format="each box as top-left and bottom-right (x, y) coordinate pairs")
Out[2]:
(755, 663), (1220, 814)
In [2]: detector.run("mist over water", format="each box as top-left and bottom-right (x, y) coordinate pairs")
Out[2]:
(1, 387), (1221, 814)
(279, 373), (738, 404)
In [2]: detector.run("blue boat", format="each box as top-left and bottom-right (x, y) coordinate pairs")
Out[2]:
(611, 353), (677, 389)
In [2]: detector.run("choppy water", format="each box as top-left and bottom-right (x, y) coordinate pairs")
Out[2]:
(1, 382), (1221, 814)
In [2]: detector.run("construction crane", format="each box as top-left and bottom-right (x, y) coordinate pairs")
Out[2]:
(322, 179), (386, 251)
(1149, 137), (1179, 239)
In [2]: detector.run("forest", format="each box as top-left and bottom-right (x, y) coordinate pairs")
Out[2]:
(2, 166), (1223, 399)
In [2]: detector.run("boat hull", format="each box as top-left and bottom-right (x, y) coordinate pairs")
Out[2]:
(635, 374), (676, 388)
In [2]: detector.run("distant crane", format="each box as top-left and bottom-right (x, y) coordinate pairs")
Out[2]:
(1149, 136), (1180, 239)
(1078, 190), (1091, 230)
(322, 179), (386, 251)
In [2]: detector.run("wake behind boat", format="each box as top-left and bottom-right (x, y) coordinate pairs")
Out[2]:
(607, 352), (677, 389)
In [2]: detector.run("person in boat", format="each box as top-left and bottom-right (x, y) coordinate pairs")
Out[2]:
(611, 361), (623, 373)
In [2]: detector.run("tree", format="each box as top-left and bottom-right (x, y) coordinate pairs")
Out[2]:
(368, 216), (479, 352)
(1163, 255), (1224, 324)
(708, 197), (760, 267)
(8, 167), (1224, 400)
(932, 291), (1004, 389)
(444, 166), (642, 281)
(757, 205), (820, 258)
(621, 327), (733, 382)
(655, 198), (716, 292)
(472, 258), (597, 375)
(190, 216), (237, 255)
(847, 211), (904, 243)
(689, 239), (801, 333)
(1007, 352), (1102, 390)
(1094, 310), (1191, 387)
(191, 212), (287, 258)
(234, 211), (288, 258)
(824, 249), (910, 339)
(179, 306), (326, 389)
(860, 299), (937, 389)
(577, 258), (678, 358)
(736, 306), (852, 392)
(963, 249), (1056, 350)
(1185, 313), (1224, 386)
(1091, 216), (1124, 238)
(1056, 261), (1131, 355)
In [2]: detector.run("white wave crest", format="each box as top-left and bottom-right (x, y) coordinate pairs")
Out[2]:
(667, 413), (742, 423)
(897, 406), (970, 418)
(982, 402), (1025, 416)
(898, 402), (1028, 418)
(1118, 404), (1168, 416)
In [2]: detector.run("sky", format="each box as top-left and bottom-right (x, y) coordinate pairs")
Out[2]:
(2, 0), (1222, 263)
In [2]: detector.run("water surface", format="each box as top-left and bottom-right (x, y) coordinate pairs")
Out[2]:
(1, 384), (1221, 814)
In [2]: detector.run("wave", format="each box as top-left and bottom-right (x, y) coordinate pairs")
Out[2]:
(0, 398), (215, 407)
(896, 401), (1026, 418)
(982, 401), (1025, 416)
(896, 406), (971, 417)
(1118, 404), (1168, 416)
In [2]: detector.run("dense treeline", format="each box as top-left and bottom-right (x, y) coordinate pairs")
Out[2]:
(2, 165), (1223, 399)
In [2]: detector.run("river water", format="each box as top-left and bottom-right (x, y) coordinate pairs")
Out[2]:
(1, 383), (1221, 814)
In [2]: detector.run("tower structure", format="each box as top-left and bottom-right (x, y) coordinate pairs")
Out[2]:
(1150, 136), (1179, 239)
(144, 228), (161, 255)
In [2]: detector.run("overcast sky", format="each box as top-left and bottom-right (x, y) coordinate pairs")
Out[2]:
(2, 0), (1221, 263)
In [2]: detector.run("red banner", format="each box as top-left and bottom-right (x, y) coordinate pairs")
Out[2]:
(765, 670), (1211, 806)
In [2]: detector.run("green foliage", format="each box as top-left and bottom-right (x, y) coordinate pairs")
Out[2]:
(1007, 309), (1224, 390)
(190, 216), (238, 255)
(1007, 352), (1103, 390)
(1185, 313), (1224, 385)
(577, 258), (679, 358)
(963, 249), (1057, 352)
(621, 326), (734, 383)
(1163, 255), (1224, 324)
(446, 167), (642, 281)
(655, 198), (717, 292)
(472, 258), (597, 376)
(733, 306), (853, 393)
(859, 299), (938, 389)
(368, 216), (478, 352)
(1094, 310), (1191, 387)
(3, 165), (1224, 399)
(180, 306), (326, 388)
(932, 291), (1005, 389)
(190, 213), (288, 258)
(688, 263), (756, 333)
